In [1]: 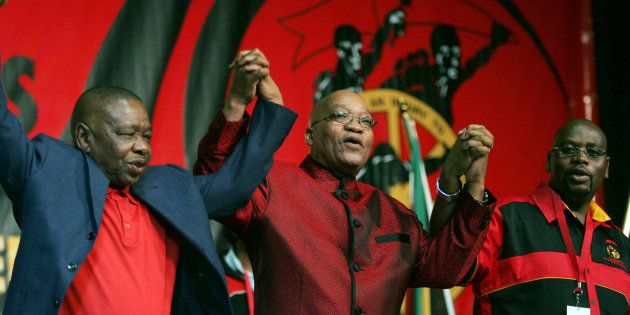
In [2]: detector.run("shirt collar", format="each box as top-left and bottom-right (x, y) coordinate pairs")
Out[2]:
(107, 185), (138, 205)
(532, 183), (611, 224)
(590, 201), (611, 222)
(300, 156), (362, 200)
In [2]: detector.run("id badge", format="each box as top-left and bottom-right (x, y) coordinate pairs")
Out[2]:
(567, 306), (590, 315)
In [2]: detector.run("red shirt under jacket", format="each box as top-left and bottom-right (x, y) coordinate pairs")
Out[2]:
(60, 186), (179, 314)
(194, 114), (494, 315)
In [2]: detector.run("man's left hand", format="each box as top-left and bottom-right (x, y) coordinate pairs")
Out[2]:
(439, 124), (494, 194)
(224, 48), (271, 121)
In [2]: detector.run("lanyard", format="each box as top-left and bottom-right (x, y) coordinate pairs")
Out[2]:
(243, 264), (255, 315)
(553, 193), (594, 308)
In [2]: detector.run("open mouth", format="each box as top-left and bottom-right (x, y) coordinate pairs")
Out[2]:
(567, 167), (591, 183)
(128, 160), (147, 175)
(343, 136), (363, 149)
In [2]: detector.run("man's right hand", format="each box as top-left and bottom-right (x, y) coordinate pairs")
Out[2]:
(460, 125), (493, 194)
(439, 124), (493, 199)
(224, 48), (271, 121)
(386, 9), (406, 37)
(257, 75), (283, 106)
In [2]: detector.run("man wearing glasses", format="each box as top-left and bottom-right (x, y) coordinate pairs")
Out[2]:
(194, 49), (497, 314)
(432, 119), (629, 314)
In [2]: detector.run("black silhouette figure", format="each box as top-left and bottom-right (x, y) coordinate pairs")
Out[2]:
(313, 8), (406, 103)
(382, 22), (510, 124)
(358, 143), (409, 193)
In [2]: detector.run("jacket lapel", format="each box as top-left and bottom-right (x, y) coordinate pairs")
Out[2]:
(84, 153), (109, 228)
(132, 168), (217, 261)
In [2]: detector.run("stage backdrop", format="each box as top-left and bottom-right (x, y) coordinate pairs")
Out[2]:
(0, 0), (598, 313)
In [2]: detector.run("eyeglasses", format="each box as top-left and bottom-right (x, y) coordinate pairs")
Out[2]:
(310, 111), (377, 129)
(552, 144), (607, 159)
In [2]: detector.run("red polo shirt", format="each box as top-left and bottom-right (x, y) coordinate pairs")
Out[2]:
(61, 186), (179, 314)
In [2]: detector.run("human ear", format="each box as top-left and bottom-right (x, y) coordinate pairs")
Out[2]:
(545, 153), (551, 172)
(75, 123), (93, 153)
(305, 128), (314, 146)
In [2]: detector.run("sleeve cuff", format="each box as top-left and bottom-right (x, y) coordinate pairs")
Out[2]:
(456, 189), (496, 230)
(206, 110), (250, 155)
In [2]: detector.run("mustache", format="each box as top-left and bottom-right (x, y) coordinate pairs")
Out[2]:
(566, 166), (592, 178)
(342, 135), (363, 146)
(129, 159), (148, 167)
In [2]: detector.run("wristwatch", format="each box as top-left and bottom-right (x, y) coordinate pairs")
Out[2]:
(477, 190), (490, 205)
(436, 177), (462, 202)
(463, 182), (490, 206)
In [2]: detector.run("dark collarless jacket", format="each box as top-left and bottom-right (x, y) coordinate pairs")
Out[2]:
(0, 77), (296, 314)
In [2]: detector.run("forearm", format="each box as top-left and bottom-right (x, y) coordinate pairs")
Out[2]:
(193, 110), (248, 175)
(414, 191), (495, 287)
(430, 200), (455, 235)
(430, 173), (460, 234)
(431, 125), (492, 234)
(0, 73), (37, 200)
(197, 99), (296, 217)
(430, 179), (487, 234)
(223, 95), (250, 122)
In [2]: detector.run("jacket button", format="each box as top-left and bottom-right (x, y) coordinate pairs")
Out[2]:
(352, 263), (361, 272)
(197, 272), (206, 279)
(67, 263), (77, 271)
(87, 232), (96, 240)
(52, 299), (60, 308)
(352, 219), (361, 228)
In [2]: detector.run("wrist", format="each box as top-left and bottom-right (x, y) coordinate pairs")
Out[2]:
(479, 190), (490, 205)
(464, 181), (485, 196)
(438, 173), (461, 193)
(473, 189), (490, 206)
(223, 96), (249, 121)
(265, 96), (284, 106)
(465, 182), (486, 203)
(436, 177), (462, 203)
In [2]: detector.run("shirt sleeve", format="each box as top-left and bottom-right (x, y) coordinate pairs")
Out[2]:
(410, 191), (496, 288)
(214, 177), (271, 238)
(192, 110), (249, 174)
(0, 64), (40, 209)
(193, 99), (293, 233)
(470, 203), (503, 282)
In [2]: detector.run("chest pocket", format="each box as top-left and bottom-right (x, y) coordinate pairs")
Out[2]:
(373, 232), (415, 268)
(375, 233), (410, 244)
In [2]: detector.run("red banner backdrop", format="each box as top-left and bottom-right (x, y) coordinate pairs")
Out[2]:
(241, 0), (590, 197)
(0, 1), (591, 313)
